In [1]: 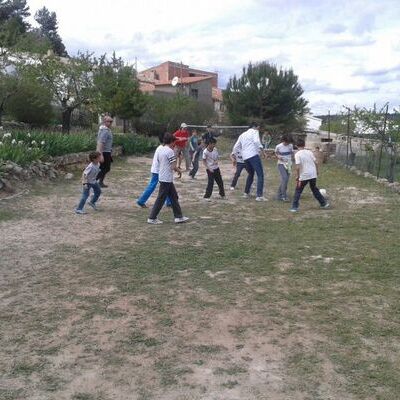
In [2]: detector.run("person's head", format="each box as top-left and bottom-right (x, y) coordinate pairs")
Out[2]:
(281, 134), (290, 145)
(103, 116), (113, 127)
(192, 129), (198, 136)
(163, 132), (175, 146)
(89, 151), (101, 163)
(249, 122), (260, 130)
(207, 137), (217, 150)
(180, 122), (188, 131)
(296, 138), (305, 148)
(206, 124), (212, 131)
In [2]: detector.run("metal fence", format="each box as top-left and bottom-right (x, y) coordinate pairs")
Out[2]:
(335, 134), (399, 182)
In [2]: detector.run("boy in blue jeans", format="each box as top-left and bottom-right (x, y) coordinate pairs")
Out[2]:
(75, 151), (102, 214)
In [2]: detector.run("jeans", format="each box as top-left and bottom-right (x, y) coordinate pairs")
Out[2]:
(149, 182), (183, 219)
(77, 182), (101, 210)
(97, 152), (112, 183)
(277, 164), (290, 199)
(204, 168), (225, 198)
(291, 178), (326, 209)
(230, 162), (248, 188)
(137, 173), (171, 206)
(183, 144), (191, 170)
(189, 151), (201, 178)
(244, 155), (264, 197)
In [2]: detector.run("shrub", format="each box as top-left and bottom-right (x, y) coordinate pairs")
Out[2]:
(113, 133), (157, 155)
(0, 133), (45, 165)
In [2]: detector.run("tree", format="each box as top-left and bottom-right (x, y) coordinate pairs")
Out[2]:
(224, 61), (308, 133)
(92, 53), (147, 132)
(25, 52), (94, 133)
(34, 6), (67, 57)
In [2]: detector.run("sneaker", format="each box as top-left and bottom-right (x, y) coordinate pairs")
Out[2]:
(147, 218), (163, 224)
(74, 209), (86, 214)
(203, 197), (212, 202)
(321, 202), (330, 209)
(136, 202), (148, 208)
(175, 216), (189, 223)
(219, 195), (226, 200)
(255, 196), (267, 202)
(242, 193), (249, 198)
(230, 186), (235, 191)
(98, 182), (108, 188)
(88, 201), (98, 210)
(289, 208), (298, 213)
(281, 197), (290, 202)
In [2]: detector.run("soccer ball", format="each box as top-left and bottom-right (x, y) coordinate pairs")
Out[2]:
(320, 188), (327, 197)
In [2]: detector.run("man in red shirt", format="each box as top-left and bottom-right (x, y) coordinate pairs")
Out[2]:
(173, 122), (190, 170)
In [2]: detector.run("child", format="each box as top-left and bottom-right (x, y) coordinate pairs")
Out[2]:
(275, 134), (294, 201)
(202, 137), (225, 200)
(290, 138), (330, 212)
(229, 148), (248, 190)
(189, 130), (202, 179)
(147, 133), (189, 224)
(136, 138), (172, 208)
(75, 151), (102, 214)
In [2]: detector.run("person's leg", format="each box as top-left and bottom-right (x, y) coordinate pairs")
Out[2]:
(277, 164), (289, 199)
(291, 180), (308, 210)
(177, 149), (183, 169)
(248, 155), (264, 197)
(148, 182), (169, 220)
(137, 173), (159, 206)
(190, 152), (200, 177)
(76, 185), (90, 210)
(244, 160), (255, 194)
(183, 145), (191, 170)
(309, 178), (326, 206)
(90, 182), (102, 204)
(204, 170), (215, 198)
(167, 183), (183, 218)
(214, 168), (225, 197)
(97, 152), (112, 184)
(231, 163), (244, 188)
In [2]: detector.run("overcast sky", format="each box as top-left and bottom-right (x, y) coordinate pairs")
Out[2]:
(26, 0), (400, 115)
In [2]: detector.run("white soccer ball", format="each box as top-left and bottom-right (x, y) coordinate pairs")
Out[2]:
(320, 188), (327, 197)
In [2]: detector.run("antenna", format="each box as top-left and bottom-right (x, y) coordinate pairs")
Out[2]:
(171, 76), (179, 87)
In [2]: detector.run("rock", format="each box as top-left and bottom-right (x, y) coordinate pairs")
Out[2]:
(0, 178), (14, 193)
(13, 165), (23, 175)
(49, 170), (57, 180)
(64, 172), (74, 180)
(364, 172), (372, 178)
(377, 178), (388, 184)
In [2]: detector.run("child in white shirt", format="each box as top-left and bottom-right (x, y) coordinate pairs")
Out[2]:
(202, 138), (225, 200)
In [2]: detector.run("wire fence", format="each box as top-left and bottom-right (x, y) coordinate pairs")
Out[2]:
(335, 134), (399, 182)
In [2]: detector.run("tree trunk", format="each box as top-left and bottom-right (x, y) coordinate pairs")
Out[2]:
(123, 119), (127, 133)
(62, 107), (73, 134)
(0, 106), (3, 127)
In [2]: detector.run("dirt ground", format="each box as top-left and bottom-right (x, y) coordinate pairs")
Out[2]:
(0, 152), (398, 400)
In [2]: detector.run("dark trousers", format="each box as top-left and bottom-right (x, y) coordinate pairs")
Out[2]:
(204, 168), (225, 198)
(189, 151), (201, 178)
(292, 178), (326, 209)
(97, 152), (112, 183)
(230, 162), (248, 188)
(149, 182), (183, 219)
(244, 155), (264, 197)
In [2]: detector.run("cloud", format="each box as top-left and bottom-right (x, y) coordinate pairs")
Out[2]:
(324, 23), (347, 34)
(328, 36), (375, 48)
(352, 13), (376, 35)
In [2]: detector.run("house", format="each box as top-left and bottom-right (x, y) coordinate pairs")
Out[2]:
(138, 61), (223, 113)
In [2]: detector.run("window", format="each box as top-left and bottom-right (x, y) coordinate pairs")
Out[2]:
(191, 88), (199, 99)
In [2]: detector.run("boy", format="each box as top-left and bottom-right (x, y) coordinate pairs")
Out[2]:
(75, 151), (102, 214)
(136, 138), (171, 208)
(275, 134), (294, 201)
(290, 138), (330, 212)
(229, 147), (248, 190)
(202, 137), (225, 200)
(147, 133), (189, 224)
(189, 130), (202, 179)
(173, 122), (190, 170)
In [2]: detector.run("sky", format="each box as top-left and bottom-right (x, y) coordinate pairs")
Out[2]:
(26, 0), (400, 115)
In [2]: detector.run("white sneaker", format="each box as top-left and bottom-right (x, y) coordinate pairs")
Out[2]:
(230, 186), (235, 191)
(74, 209), (86, 214)
(256, 196), (267, 202)
(174, 216), (189, 223)
(88, 201), (98, 210)
(242, 193), (249, 198)
(147, 218), (163, 225)
(203, 197), (212, 202)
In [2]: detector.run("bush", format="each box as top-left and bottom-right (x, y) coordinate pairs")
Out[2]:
(113, 133), (157, 155)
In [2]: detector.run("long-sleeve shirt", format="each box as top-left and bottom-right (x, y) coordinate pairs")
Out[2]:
(232, 128), (263, 161)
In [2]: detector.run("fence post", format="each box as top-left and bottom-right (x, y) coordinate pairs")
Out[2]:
(377, 104), (389, 179)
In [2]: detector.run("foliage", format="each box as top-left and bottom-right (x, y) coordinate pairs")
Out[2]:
(24, 53), (95, 133)
(92, 53), (147, 130)
(137, 94), (215, 137)
(113, 133), (157, 155)
(224, 61), (308, 133)
(5, 77), (54, 126)
(0, 0), (30, 49)
(34, 6), (67, 57)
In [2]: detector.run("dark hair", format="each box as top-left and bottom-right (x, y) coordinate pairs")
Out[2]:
(163, 132), (175, 144)
(207, 124), (212, 128)
(208, 137), (217, 144)
(89, 151), (101, 161)
(296, 138), (305, 147)
(249, 122), (259, 128)
(281, 134), (290, 143)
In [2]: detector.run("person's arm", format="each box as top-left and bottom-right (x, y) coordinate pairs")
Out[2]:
(96, 131), (106, 162)
(230, 153), (237, 166)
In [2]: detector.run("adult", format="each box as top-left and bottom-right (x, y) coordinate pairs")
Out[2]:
(173, 123), (190, 170)
(275, 134), (294, 201)
(202, 124), (218, 145)
(96, 116), (113, 188)
(232, 122), (266, 201)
